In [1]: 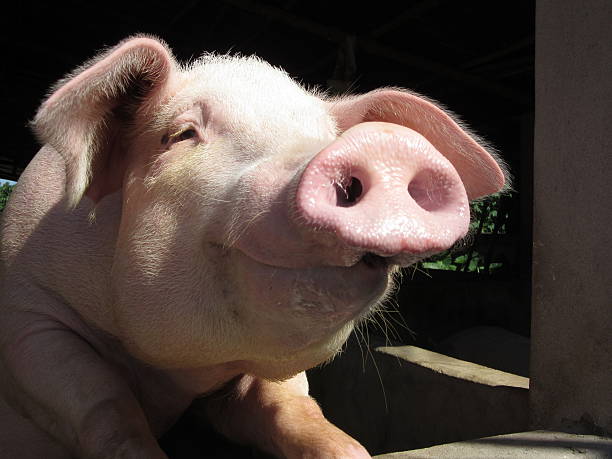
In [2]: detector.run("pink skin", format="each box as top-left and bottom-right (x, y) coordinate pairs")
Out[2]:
(0, 36), (505, 459)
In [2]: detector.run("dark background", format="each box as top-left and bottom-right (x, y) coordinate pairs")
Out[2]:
(0, 0), (534, 360)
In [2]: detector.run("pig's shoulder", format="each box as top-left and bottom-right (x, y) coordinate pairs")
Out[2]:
(1, 145), (66, 254)
(0, 144), (117, 282)
(4, 145), (65, 220)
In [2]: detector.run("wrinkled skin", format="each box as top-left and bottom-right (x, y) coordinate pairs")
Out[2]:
(0, 36), (505, 458)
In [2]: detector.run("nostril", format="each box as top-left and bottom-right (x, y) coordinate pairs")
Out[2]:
(408, 169), (450, 212)
(336, 177), (363, 208)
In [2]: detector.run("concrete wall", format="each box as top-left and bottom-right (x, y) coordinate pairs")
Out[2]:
(308, 337), (529, 455)
(531, 0), (612, 436)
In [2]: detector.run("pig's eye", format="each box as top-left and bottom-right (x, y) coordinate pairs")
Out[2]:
(173, 129), (198, 142)
(164, 128), (198, 145)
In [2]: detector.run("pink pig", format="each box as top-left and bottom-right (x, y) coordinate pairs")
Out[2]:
(0, 36), (505, 458)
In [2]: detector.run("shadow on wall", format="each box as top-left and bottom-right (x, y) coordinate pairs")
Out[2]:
(307, 334), (529, 455)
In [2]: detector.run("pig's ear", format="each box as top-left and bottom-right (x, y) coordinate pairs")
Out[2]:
(32, 36), (176, 207)
(330, 89), (508, 200)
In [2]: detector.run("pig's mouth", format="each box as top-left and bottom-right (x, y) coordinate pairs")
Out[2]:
(232, 245), (393, 325)
(360, 252), (390, 269)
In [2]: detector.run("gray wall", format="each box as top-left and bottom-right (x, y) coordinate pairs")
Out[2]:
(531, 0), (612, 436)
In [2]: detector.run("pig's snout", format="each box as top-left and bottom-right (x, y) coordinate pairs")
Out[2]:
(296, 122), (470, 266)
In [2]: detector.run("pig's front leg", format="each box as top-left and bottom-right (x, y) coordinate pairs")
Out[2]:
(203, 373), (370, 458)
(0, 293), (166, 458)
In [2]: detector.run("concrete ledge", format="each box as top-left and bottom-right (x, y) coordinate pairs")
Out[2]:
(374, 430), (612, 458)
(376, 345), (529, 388)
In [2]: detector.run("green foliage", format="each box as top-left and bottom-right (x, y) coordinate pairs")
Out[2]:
(470, 198), (507, 235)
(0, 182), (15, 212)
(418, 193), (511, 274)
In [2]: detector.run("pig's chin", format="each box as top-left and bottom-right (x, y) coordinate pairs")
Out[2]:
(233, 248), (392, 339)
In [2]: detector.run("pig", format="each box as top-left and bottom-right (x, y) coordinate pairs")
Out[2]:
(0, 35), (505, 458)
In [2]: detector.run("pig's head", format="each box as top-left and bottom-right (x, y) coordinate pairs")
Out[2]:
(33, 37), (505, 379)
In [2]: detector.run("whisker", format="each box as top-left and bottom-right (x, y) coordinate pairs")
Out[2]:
(353, 323), (368, 372)
(366, 343), (389, 414)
